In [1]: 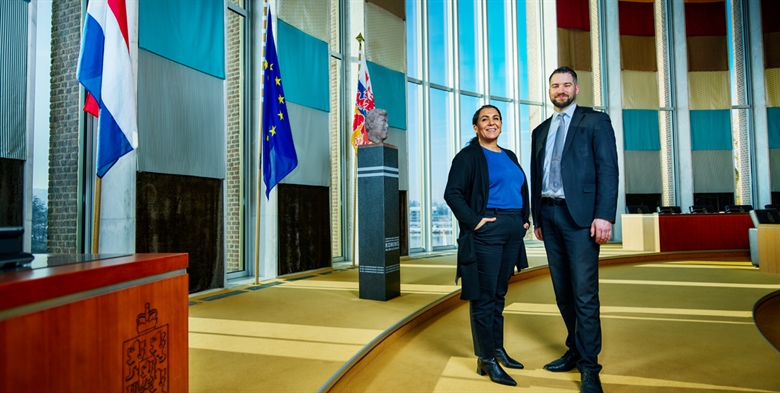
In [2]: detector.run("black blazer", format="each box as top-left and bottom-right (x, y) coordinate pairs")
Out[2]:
(444, 141), (530, 300)
(530, 106), (619, 229)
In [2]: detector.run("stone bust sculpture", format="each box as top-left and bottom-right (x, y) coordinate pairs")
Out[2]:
(366, 108), (389, 144)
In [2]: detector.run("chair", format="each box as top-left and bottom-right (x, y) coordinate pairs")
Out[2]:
(750, 209), (780, 226)
(625, 205), (651, 214)
(689, 205), (717, 213)
(725, 205), (753, 213)
(656, 206), (682, 214)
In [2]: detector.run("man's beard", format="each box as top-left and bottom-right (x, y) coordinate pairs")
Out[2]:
(551, 93), (575, 108)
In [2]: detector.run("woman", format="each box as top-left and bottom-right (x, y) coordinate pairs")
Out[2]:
(444, 105), (530, 387)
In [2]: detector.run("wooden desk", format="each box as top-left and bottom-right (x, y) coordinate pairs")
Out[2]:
(621, 213), (752, 252)
(621, 214), (659, 251)
(0, 253), (189, 392)
(757, 225), (780, 274)
(656, 213), (752, 252)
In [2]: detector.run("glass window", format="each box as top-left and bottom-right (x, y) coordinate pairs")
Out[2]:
(430, 88), (453, 247)
(487, 0), (510, 98)
(489, 99), (510, 148)
(460, 95), (480, 148)
(428, 0), (451, 87)
(458, 0), (479, 93)
(517, 1), (530, 101)
(518, 103), (532, 172)
(32, 0), (52, 253)
(407, 82), (423, 250)
(406, 0), (419, 79)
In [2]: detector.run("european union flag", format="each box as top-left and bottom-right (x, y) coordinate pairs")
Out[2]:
(262, 10), (298, 198)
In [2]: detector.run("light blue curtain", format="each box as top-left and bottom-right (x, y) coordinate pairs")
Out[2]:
(367, 62), (407, 130)
(768, 107), (780, 148)
(277, 20), (329, 112)
(690, 110), (731, 150)
(623, 109), (660, 150)
(139, 0), (225, 79)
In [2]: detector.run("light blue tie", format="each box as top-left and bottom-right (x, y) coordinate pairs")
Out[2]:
(549, 113), (566, 192)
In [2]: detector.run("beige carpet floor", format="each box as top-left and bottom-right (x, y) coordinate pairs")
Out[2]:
(188, 244), (780, 392)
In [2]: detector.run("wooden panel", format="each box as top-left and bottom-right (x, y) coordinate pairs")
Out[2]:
(758, 226), (780, 274)
(657, 213), (752, 252)
(0, 273), (188, 392)
(0, 253), (188, 311)
(620, 214), (659, 251)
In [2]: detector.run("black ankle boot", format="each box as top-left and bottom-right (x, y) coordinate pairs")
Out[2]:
(495, 348), (524, 369)
(476, 357), (517, 386)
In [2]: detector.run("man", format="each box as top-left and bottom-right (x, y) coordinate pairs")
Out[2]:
(530, 66), (618, 393)
(366, 108), (389, 144)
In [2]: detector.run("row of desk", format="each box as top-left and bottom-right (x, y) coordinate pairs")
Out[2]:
(621, 212), (780, 274)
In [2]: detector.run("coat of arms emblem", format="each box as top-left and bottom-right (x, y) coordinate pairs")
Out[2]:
(123, 303), (169, 393)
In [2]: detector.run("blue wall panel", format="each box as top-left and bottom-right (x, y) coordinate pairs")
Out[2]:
(367, 62), (407, 130)
(139, 0), (225, 79)
(690, 109), (731, 150)
(769, 107), (780, 148)
(277, 20), (329, 112)
(623, 109), (660, 151)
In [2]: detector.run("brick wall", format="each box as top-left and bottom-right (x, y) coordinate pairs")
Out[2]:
(48, 0), (81, 253)
(225, 10), (244, 272)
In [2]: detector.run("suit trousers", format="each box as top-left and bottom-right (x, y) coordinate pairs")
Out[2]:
(540, 203), (602, 372)
(470, 209), (525, 359)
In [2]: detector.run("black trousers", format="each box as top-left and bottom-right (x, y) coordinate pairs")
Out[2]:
(470, 209), (525, 359)
(540, 202), (602, 372)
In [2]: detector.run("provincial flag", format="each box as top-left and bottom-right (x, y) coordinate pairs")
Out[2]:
(77, 0), (138, 178)
(262, 10), (298, 198)
(351, 44), (375, 148)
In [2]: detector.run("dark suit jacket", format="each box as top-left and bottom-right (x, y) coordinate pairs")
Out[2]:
(530, 106), (619, 229)
(444, 141), (530, 300)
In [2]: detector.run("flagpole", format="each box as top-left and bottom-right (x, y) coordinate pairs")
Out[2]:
(92, 176), (101, 253)
(254, 1), (270, 285)
(351, 33), (365, 267)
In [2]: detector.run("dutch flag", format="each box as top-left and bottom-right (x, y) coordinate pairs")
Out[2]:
(77, 0), (138, 178)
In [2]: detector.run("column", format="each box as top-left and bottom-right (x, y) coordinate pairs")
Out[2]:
(357, 144), (400, 301)
(655, 0), (677, 206)
(727, 0), (753, 206)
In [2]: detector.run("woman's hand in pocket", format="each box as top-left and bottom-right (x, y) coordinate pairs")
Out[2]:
(474, 217), (497, 231)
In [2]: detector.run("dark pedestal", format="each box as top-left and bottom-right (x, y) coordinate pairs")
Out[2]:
(357, 144), (400, 301)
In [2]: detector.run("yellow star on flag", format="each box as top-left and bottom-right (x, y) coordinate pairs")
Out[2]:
(270, 125), (276, 136)
(275, 77), (281, 86)
(277, 111), (284, 121)
(263, 60), (268, 70)
(278, 94), (285, 104)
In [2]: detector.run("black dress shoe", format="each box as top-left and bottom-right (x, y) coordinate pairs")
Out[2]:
(476, 357), (517, 386)
(495, 348), (524, 369)
(543, 350), (581, 372)
(580, 370), (603, 393)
